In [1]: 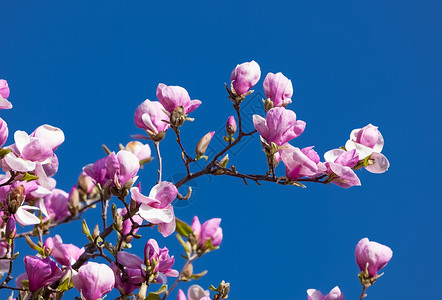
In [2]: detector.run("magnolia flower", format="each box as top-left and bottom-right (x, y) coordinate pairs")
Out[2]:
(253, 107), (306, 147)
(191, 216), (223, 247)
(72, 262), (115, 300)
(125, 141), (151, 162)
(131, 181), (177, 237)
(40, 188), (70, 222)
(307, 286), (345, 300)
(195, 131), (214, 157)
(0, 118), (8, 147)
(226, 116), (237, 136)
(24, 255), (63, 292)
(280, 145), (326, 180)
(178, 285), (211, 300)
(323, 149), (360, 188)
(345, 124), (389, 173)
(134, 99), (170, 137)
(355, 238), (393, 278)
(263, 72), (293, 108)
(105, 150), (140, 188)
(230, 60), (261, 95)
(44, 235), (84, 266)
(118, 207), (143, 242)
(83, 157), (109, 186)
(156, 83), (201, 115)
(110, 262), (137, 295)
(117, 239), (179, 284)
(0, 79), (12, 110)
(31, 124), (65, 151)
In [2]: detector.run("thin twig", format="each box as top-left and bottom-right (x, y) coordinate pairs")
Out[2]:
(154, 141), (162, 183)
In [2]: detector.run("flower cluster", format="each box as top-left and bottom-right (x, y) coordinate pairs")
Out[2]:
(0, 61), (393, 300)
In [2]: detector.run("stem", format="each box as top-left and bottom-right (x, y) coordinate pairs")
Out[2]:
(154, 141), (162, 183)
(174, 128), (192, 176)
(359, 285), (368, 300)
(0, 240), (14, 287)
(162, 254), (198, 300)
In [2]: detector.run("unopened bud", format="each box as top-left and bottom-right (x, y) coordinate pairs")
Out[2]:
(264, 98), (274, 112)
(68, 186), (81, 217)
(7, 185), (25, 214)
(181, 262), (193, 281)
(226, 116), (236, 136)
(213, 281), (230, 300)
(196, 131), (215, 157)
(219, 154), (229, 168)
(92, 224), (100, 240)
(170, 106), (186, 128)
(5, 216), (16, 242)
(114, 214), (123, 233)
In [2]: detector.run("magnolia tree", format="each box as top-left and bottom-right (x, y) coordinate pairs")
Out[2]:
(0, 62), (392, 300)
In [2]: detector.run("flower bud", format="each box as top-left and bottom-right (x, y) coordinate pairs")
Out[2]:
(6, 185), (25, 214)
(68, 186), (81, 217)
(195, 131), (214, 157)
(5, 216), (16, 241)
(72, 262), (115, 300)
(125, 141), (151, 163)
(226, 116), (236, 136)
(24, 255), (63, 292)
(230, 60), (261, 96)
(355, 238), (392, 279)
(134, 99), (170, 139)
(0, 117), (8, 147)
(263, 72), (293, 109)
(198, 218), (223, 248)
(0, 80), (10, 99)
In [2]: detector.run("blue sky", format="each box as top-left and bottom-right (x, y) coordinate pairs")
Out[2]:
(1, 0), (441, 299)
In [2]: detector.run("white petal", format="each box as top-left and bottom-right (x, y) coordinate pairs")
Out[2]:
(137, 205), (173, 224)
(307, 289), (324, 300)
(15, 206), (41, 226)
(14, 131), (30, 154)
(324, 148), (346, 163)
(0, 96), (12, 110)
(365, 152), (390, 174)
(345, 140), (373, 159)
(4, 153), (36, 172)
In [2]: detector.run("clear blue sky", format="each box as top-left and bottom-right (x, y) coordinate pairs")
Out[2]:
(1, 1), (441, 299)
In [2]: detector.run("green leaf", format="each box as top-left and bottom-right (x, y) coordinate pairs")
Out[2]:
(145, 294), (162, 300)
(209, 285), (218, 292)
(25, 236), (43, 252)
(175, 218), (193, 237)
(22, 172), (39, 182)
(140, 157), (154, 166)
(57, 277), (73, 292)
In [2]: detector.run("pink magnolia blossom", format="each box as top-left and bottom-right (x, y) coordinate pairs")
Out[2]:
(24, 255), (63, 292)
(177, 285), (211, 300)
(324, 149), (361, 188)
(105, 150), (140, 188)
(0, 80), (10, 99)
(31, 124), (65, 151)
(156, 83), (201, 115)
(281, 145), (326, 180)
(125, 141), (151, 162)
(134, 99), (170, 134)
(230, 60), (261, 95)
(263, 72), (293, 107)
(110, 262), (137, 295)
(226, 116), (237, 136)
(117, 239), (179, 284)
(0, 79), (12, 110)
(355, 238), (393, 278)
(131, 181), (177, 237)
(39, 188), (70, 222)
(345, 124), (389, 173)
(72, 262), (115, 300)
(307, 286), (345, 300)
(44, 235), (84, 266)
(83, 156), (109, 186)
(191, 216), (223, 247)
(0, 117), (8, 147)
(253, 107), (306, 147)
